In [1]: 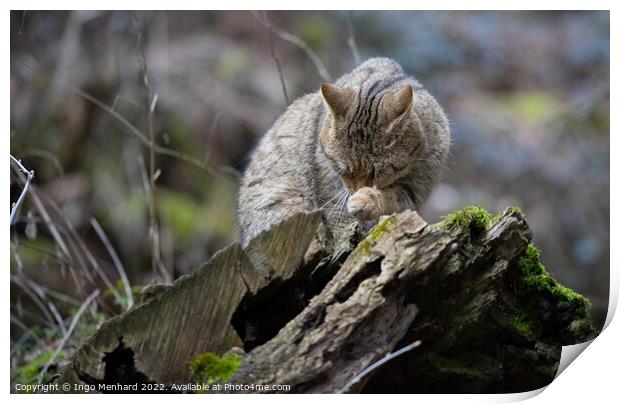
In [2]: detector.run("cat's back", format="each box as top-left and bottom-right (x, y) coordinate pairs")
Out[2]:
(335, 57), (409, 89)
(238, 92), (324, 241)
(242, 92), (322, 176)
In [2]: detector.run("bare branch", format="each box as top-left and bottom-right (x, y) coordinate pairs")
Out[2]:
(251, 11), (332, 82)
(203, 112), (222, 166)
(90, 218), (134, 309)
(347, 11), (361, 66)
(260, 11), (289, 105)
(10, 155), (34, 225)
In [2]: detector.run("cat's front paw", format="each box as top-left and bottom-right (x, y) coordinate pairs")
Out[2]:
(348, 187), (381, 221)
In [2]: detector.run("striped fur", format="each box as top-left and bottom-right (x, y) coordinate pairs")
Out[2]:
(238, 58), (451, 245)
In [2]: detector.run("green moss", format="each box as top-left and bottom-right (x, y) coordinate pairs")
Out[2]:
(441, 206), (494, 235)
(518, 243), (592, 339)
(511, 310), (536, 339)
(357, 216), (398, 254)
(519, 245), (590, 309)
(189, 352), (242, 385)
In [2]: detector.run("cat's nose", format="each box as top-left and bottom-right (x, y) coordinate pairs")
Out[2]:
(352, 177), (372, 192)
(341, 175), (372, 193)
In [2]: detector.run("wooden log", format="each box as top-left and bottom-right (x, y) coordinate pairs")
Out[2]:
(53, 211), (326, 390)
(53, 207), (595, 393)
(229, 208), (595, 393)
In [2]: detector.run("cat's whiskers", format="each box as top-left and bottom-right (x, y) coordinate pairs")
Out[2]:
(334, 191), (350, 230)
(326, 190), (345, 219)
(320, 188), (345, 210)
(327, 189), (349, 221)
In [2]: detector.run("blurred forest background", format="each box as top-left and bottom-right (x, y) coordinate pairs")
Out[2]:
(9, 10), (609, 388)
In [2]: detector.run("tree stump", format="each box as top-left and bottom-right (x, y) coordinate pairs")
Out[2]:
(53, 207), (595, 393)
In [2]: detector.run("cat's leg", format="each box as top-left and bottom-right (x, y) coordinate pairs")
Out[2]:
(347, 186), (414, 221)
(239, 185), (315, 246)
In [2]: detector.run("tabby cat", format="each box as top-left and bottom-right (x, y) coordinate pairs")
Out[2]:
(238, 58), (450, 246)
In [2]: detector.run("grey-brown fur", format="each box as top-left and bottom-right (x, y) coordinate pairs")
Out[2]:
(238, 58), (450, 245)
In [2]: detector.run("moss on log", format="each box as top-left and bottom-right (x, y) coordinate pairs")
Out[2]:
(53, 207), (595, 393)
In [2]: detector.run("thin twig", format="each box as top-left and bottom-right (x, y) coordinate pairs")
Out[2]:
(16, 273), (82, 306)
(22, 149), (63, 178)
(10, 155), (34, 225)
(18, 241), (71, 267)
(13, 59), (231, 181)
(21, 276), (68, 337)
(251, 11), (332, 82)
(134, 13), (169, 283)
(37, 289), (99, 384)
(11, 167), (70, 259)
(11, 165), (120, 311)
(22, 147), (74, 221)
(203, 112), (222, 166)
(10, 233), (24, 272)
(137, 153), (151, 196)
(44, 190), (120, 299)
(46, 300), (68, 338)
(338, 340), (422, 393)
(347, 11), (361, 66)
(10, 275), (57, 331)
(10, 317), (43, 356)
(10, 314), (43, 349)
(90, 218), (134, 309)
(10, 10), (27, 50)
(261, 11), (289, 105)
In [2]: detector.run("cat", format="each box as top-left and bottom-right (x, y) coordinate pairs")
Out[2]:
(238, 58), (450, 246)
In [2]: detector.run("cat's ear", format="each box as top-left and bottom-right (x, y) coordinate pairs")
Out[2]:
(381, 84), (414, 126)
(321, 83), (354, 118)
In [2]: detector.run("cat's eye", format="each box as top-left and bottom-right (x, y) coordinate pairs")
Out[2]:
(374, 166), (393, 180)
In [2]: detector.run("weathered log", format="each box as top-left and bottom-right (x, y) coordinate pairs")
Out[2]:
(52, 210), (327, 390)
(53, 207), (595, 393)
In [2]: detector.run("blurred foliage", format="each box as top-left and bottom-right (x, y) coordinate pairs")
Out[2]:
(103, 279), (143, 309)
(501, 91), (559, 121)
(12, 349), (67, 389)
(298, 16), (332, 49)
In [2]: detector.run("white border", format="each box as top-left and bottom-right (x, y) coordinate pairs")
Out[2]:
(4, 2), (616, 402)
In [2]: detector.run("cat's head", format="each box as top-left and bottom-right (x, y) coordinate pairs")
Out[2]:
(319, 82), (425, 193)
